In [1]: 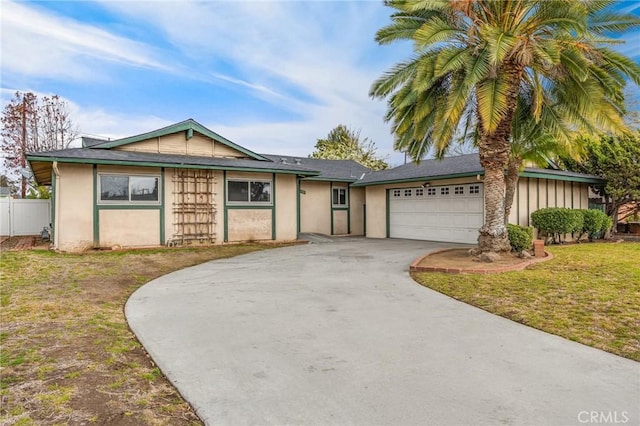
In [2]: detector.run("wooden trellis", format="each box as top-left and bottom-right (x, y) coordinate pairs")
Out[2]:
(170, 170), (216, 245)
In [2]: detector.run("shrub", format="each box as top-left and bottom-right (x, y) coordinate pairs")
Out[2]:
(579, 209), (611, 241)
(507, 224), (533, 252)
(531, 207), (583, 244)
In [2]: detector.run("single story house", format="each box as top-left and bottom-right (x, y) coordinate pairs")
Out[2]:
(27, 119), (604, 251)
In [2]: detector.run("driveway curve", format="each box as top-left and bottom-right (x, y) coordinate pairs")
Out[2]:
(126, 238), (638, 426)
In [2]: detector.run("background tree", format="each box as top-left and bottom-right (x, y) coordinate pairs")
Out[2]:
(371, 0), (640, 253)
(1, 92), (77, 197)
(311, 125), (388, 170)
(560, 133), (640, 229)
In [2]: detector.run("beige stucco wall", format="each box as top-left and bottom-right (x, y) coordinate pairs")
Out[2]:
(96, 165), (163, 248)
(275, 174), (297, 240)
(227, 171), (272, 181)
(99, 209), (160, 247)
(349, 187), (365, 236)
(227, 209), (272, 241)
(226, 172), (273, 241)
(299, 181), (365, 236)
(300, 181), (331, 235)
(333, 210), (348, 234)
(115, 131), (246, 158)
(225, 171), (297, 242)
(97, 165), (161, 175)
(55, 163), (94, 252)
(365, 185), (387, 238)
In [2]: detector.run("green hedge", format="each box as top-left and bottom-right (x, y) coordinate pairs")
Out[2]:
(579, 209), (612, 241)
(507, 224), (533, 252)
(530, 208), (612, 243)
(531, 208), (583, 244)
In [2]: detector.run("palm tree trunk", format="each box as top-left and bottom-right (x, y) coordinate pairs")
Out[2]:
(478, 151), (512, 252)
(504, 156), (521, 224)
(477, 63), (523, 253)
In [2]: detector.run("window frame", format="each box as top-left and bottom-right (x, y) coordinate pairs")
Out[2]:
(226, 179), (273, 205)
(469, 185), (481, 195)
(332, 187), (348, 207)
(98, 173), (161, 205)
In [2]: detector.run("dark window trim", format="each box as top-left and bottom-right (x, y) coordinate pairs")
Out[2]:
(226, 178), (273, 205)
(98, 173), (161, 205)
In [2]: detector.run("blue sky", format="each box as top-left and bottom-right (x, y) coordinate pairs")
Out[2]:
(2, 1), (639, 166)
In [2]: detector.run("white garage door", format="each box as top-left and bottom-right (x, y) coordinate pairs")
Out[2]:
(389, 184), (483, 244)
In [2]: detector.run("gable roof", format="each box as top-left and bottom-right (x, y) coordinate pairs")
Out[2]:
(87, 118), (269, 161)
(353, 153), (604, 186)
(82, 136), (109, 147)
(261, 154), (371, 182)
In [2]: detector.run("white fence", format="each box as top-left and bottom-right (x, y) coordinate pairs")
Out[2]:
(0, 198), (51, 237)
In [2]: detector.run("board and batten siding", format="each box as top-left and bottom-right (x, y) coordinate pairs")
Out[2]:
(508, 178), (590, 226)
(115, 132), (247, 158)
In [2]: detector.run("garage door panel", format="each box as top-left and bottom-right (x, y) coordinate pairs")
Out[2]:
(450, 199), (468, 211)
(389, 184), (483, 244)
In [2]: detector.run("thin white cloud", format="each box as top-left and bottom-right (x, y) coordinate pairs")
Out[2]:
(0, 1), (171, 80)
(93, 0), (400, 157)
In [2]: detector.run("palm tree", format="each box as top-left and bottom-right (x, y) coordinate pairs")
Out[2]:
(371, 0), (640, 252)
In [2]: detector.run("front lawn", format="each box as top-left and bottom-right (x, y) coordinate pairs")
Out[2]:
(0, 243), (293, 425)
(412, 243), (640, 361)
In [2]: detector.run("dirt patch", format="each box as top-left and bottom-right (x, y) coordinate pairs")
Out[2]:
(411, 248), (552, 274)
(0, 243), (296, 425)
(0, 236), (50, 251)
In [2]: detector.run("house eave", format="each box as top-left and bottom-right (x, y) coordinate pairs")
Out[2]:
(352, 172), (481, 187)
(27, 155), (319, 186)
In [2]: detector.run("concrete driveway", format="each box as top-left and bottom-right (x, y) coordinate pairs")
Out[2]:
(126, 238), (639, 425)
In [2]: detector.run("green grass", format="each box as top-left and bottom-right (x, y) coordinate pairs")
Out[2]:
(0, 242), (295, 425)
(412, 242), (640, 361)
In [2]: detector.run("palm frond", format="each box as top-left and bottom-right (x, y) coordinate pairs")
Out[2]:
(477, 75), (510, 134)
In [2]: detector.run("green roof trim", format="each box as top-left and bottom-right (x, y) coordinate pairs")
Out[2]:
(352, 172), (480, 187)
(303, 177), (360, 183)
(519, 171), (604, 184)
(353, 169), (604, 187)
(27, 155), (320, 177)
(91, 119), (269, 161)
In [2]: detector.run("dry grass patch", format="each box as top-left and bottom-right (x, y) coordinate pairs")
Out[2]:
(412, 242), (640, 361)
(0, 243), (296, 425)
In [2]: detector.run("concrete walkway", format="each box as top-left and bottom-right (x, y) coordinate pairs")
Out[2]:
(126, 238), (639, 426)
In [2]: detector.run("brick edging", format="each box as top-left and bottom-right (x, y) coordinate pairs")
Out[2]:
(410, 248), (554, 274)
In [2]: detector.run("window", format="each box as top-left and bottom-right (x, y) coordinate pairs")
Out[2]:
(469, 185), (480, 194)
(227, 180), (272, 204)
(415, 188), (424, 196)
(393, 189), (401, 197)
(427, 188), (436, 196)
(440, 187), (450, 195)
(99, 175), (159, 203)
(332, 187), (347, 206)
(454, 186), (464, 195)
(404, 189), (412, 197)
